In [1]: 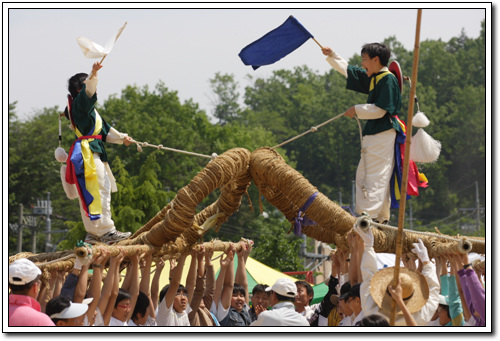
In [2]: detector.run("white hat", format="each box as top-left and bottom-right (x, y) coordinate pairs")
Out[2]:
(265, 278), (297, 298)
(49, 301), (89, 320)
(9, 259), (42, 285)
(82, 297), (94, 305)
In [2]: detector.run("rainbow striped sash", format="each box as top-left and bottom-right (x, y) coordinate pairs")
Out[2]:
(65, 112), (103, 220)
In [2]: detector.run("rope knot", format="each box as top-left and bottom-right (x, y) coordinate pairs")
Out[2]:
(157, 144), (163, 150)
(311, 126), (318, 132)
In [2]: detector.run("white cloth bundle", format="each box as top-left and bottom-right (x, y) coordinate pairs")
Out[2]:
(410, 129), (441, 163)
(412, 111), (430, 128)
(60, 165), (79, 200)
(77, 22), (127, 58)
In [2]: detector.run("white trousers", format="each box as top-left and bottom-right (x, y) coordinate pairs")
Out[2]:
(78, 153), (117, 237)
(355, 129), (396, 222)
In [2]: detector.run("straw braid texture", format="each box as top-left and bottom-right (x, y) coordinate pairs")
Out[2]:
(250, 147), (356, 237)
(121, 148), (251, 247)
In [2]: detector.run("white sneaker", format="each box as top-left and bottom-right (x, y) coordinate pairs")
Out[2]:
(84, 233), (101, 244)
(99, 230), (131, 245)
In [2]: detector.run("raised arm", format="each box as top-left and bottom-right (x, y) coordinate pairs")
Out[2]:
(388, 280), (418, 326)
(86, 249), (109, 325)
(186, 249), (198, 305)
(151, 257), (165, 311)
(100, 248), (125, 326)
(125, 252), (142, 322)
(213, 248), (233, 309)
(163, 252), (188, 310)
(235, 241), (252, 305)
(220, 245), (236, 310)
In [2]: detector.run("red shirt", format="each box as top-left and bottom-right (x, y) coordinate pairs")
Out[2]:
(9, 294), (55, 326)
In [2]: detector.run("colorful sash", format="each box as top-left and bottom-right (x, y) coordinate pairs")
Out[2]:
(65, 112), (103, 220)
(390, 116), (429, 209)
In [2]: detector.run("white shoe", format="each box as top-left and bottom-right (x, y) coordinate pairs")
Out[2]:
(99, 230), (131, 245)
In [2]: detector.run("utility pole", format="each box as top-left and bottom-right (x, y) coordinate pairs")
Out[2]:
(475, 181), (481, 231)
(17, 204), (24, 253)
(45, 192), (52, 252)
(351, 180), (356, 213)
(408, 200), (416, 230)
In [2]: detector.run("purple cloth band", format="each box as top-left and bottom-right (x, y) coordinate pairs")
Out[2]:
(294, 192), (319, 236)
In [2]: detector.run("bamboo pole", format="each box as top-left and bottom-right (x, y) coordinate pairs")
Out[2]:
(390, 9), (423, 326)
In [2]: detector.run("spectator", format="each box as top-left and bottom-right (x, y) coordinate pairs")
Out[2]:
(250, 278), (309, 326)
(188, 246), (218, 326)
(129, 250), (157, 326)
(337, 282), (354, 326)
(129, 291), (153, 326)
(156, 252), (190, 326)
(9, 259), (55, 326)
(355, 224), (440, 326)
(346, 283), (364, 326)
(358, 314), (390, 327)
(455, 253), (485, 326)
(109, 289), (132, 326)
(438, 253), (464, 326)
(248, 284), (270, 322)
(217, 243), (252, 326)
(294, 280), (314, 319)
(46, 295), (89, 326)
(307, 251), (341, 326)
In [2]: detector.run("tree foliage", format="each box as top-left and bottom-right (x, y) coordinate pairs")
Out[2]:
(8, 22), (486, 260)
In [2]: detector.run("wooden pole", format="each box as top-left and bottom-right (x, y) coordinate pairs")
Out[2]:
(389, 9), (423, 326)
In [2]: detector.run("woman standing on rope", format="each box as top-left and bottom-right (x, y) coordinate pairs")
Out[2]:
(63, 61), (133, 245)
(322, 43), (401, 224)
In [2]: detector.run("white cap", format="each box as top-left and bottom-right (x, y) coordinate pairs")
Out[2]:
(9, 259), (42, 285)
(49, 301), (89, 320)
(265, 278), (297, 298)
(82, 297), (94, 305)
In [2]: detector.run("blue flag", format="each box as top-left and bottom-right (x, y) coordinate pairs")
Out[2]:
(239, 16), (313, 70)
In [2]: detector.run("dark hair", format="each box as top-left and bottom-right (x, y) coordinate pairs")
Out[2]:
(233, 283), (246, 297)
(348, 283), (361, 299)
(361, 43), (391, 66)
(439, 304), (451, 319)
(8, 275), (40, 295)
(252, 284), (269, 296)
(275, 292), (295, 303)
(132, 291), (150, 321)
(159, 284), (187, 303)
(67, 73), (88, 98)
(359, 314), (390, 326)
(114, 288), (131, 308)
(295, 280), (314, 305)
(46, 295), (71, 325)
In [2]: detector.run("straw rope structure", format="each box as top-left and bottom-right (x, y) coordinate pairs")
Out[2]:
(10, 146), (485, 274)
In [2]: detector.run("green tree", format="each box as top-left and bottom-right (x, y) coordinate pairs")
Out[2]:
(209, 72), (242, 125)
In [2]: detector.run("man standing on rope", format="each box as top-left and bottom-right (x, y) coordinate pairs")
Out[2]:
(63, 61), (133, 245)
(322, 43), (401, 224)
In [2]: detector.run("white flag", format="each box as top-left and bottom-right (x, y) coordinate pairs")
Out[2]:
(77, 22), (127, 58)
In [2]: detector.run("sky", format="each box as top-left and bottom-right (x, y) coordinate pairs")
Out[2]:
(5, 3), (488, 122)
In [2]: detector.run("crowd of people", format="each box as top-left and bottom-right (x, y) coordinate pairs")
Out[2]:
(8, 225), (486, 328)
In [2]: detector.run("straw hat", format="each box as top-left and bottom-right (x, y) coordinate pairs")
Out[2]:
(370, 267), (429, 316)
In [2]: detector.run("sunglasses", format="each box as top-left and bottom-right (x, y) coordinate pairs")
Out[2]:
(117, 304), (132, 310)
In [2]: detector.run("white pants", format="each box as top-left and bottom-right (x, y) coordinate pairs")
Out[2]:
(78, 153), (117, 237)
(355, 129), (396, 222)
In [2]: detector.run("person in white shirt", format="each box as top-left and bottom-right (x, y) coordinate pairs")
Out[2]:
(250, 278), (309, 326)
(346, 283), (365, 326)
(337, 282), (354, 326)
(354, 224), (440, 326)
(294, 280), (315, 320)
(156, 252), (191, 326)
